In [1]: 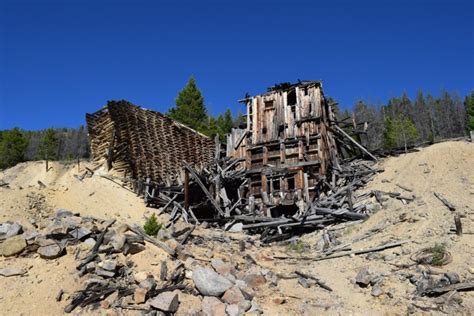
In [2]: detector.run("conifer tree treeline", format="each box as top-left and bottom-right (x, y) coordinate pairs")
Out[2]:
(465, 91), (474, 132)
(0, 127), (90, 170)
(337, 90), (472, 151)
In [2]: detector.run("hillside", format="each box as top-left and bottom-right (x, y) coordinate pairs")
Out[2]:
(0, 140), (473, 315)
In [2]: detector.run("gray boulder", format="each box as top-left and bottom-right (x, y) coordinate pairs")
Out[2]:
(0, 267), (27, 277)
(0, 222), (23, 240)
(149, 292), (179, 312)
(202, 296), (226, 316)
(193, 267), (233, 296)
(355, 267), (373, 287)
(37, 242), (64, 259)
(55, 209), (74, 218)
(445, 272), (460, 284)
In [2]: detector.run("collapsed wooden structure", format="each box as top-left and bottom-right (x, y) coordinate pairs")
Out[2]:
(86, 81), (381, 242)
(86, 100), (215, 186)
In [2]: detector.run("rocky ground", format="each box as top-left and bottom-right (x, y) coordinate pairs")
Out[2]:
(0, 140), (473, 315)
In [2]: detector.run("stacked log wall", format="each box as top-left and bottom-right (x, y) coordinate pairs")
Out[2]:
(87, 100), (215, 184)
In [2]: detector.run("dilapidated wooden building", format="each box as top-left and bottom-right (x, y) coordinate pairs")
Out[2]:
(228, 81), (340, 215)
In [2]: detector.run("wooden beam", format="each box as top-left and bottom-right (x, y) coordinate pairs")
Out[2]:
(334, 125), (377, 161)
(183, 163), (225, 217)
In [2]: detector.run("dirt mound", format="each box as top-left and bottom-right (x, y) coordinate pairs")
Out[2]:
(0, 141), (473, 315)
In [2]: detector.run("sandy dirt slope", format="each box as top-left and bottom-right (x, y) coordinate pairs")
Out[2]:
(0, 140), (473, 315)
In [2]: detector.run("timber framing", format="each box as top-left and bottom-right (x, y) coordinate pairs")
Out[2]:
(86, 100), (215, 184)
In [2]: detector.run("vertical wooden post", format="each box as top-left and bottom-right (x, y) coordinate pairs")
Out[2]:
(298, 140), (304, 161)
(45, 153), (49, 172)
(454, 214), (462, 236)
(214, 135), (220, 161)
(347, 187), (353, 211)
(303, 173), (309, 203)
(77, 158), (80, 173)
(184, 169), (190, 212)
(261, 145), (268, 194)
(280, 142), (286, 164)
(144, 178), (151, 204)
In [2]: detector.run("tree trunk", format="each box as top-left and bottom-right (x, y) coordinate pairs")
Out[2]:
(401, 124), (407, 153)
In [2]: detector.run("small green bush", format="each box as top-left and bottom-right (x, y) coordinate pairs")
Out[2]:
(143, 213), (162, 236)
(287, 240), (306, 253)
(430, 242), (447, 266)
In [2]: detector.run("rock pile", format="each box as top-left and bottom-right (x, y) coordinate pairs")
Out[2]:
(1, 208), (272, 315)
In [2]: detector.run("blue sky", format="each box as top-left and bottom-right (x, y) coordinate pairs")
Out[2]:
(1, 0), (473, 130)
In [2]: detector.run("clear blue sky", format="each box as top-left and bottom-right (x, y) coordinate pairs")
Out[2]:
(1, 0), (473, 130)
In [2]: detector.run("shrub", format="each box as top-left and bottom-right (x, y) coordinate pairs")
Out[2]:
(143, 213), (162, 236)
(287, 240), (306, 253)
(430, 243), (447, 266)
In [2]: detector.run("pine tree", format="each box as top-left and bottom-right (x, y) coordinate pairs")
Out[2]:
(38, 128), (59, 160)
(399, 117), (418, 152)
(464, 91), (474, 132)
(218, 110), (234, 135)
(413, 91), (430, 141)
(168, 77), (208, 133)
(206, 116), (219, 139)
(383, 116), (418, 151)
(0, 128), (29, 169)
(233, 110), (246, 129)
(425, 94), (438, 142)
(383, 118), (398, 149)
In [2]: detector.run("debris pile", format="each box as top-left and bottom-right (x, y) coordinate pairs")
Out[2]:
(0, 210), (279, 314)
(143, 157), (382, 244)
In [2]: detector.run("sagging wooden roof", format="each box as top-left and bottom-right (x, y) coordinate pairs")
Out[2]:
(86, 100), (215, 184)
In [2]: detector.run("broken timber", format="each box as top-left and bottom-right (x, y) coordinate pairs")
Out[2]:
(433, 192), (456, 211)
